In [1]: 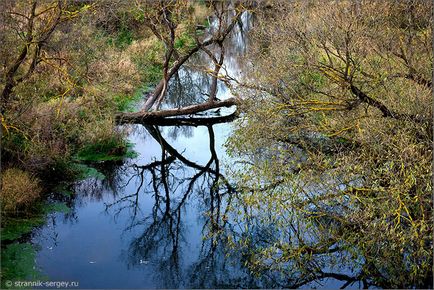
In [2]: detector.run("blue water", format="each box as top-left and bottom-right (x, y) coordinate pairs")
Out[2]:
(29, 11), (358, 289)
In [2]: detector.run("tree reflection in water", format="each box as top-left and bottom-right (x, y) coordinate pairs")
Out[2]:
(89, 121), (382, 289)
(102, 124), (254, 288)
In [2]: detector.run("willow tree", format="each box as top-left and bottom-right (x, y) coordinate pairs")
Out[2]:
(225, 1), (432, 288)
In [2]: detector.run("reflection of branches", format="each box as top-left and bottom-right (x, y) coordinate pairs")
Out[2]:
(165, 67), (210, 108)
(74, 162), (131, 205)
(106, 5), (253, 285)
(137, 0), (246, 112)
(287, 270), (371, 289)
(101, 122), (238, 287)
(146, 125), (235, 195)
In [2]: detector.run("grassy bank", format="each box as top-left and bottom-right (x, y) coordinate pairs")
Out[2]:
(0, 3), (161, 285)
(1, 1), (211, 285)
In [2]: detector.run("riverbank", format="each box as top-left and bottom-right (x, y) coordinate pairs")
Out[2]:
(1, 2), (210, 286)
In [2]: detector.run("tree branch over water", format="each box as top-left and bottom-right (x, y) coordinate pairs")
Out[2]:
(117, 1), (251, 125)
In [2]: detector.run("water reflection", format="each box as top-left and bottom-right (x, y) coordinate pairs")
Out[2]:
(99, 124), (242, 288)
(77, 124), (256, 287)
(31, 9), (281, 288)
(165, 68), (210, 109)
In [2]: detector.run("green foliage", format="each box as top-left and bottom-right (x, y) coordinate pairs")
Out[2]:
(69, 163), (106, 180)
(144, 63), (164, 85)
(114, 94), (136, 112)
(131, 39), (164, 85)
(174, 32), (196, 50)
(41, 202), (71, 214)
(53, 184), (74, 197)
(75, 138), (137, 162)
(50, 158), (79, 178)
(299, 70), (325, 89)
(2, 132), (31, 162)
(114, 86), (150, 112)
(42, 157), (101, 184)
(1, 243), (41, 287)
(108, 28), (134, 49)
(1, 218), (45, 241)
(1, 202), (72, 242)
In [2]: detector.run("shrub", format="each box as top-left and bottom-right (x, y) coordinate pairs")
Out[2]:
(1, 168), (42, 213)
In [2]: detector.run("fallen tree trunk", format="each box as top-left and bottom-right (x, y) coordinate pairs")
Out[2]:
(118, 110), (238, 126)
(116, 97), (239, 125)
(115, 5), (248, 126)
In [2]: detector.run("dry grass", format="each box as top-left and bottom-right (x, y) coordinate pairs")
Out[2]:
(1, 168), (42, 213)
(86, 49), (141, 96)
(192, 3), (210, 22)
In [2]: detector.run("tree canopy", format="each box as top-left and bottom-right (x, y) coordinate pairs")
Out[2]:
(224, 1), (433, 288)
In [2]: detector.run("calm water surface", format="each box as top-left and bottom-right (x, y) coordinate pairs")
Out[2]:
(31, 12), (355, 289)
(32, 12), (262, 289)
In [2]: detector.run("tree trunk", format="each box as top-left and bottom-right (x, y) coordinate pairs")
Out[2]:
(116, 97), (238, 124)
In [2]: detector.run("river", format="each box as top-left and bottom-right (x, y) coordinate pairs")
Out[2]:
(30, 11), (265, 289)
(23, 11), (360, 289)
